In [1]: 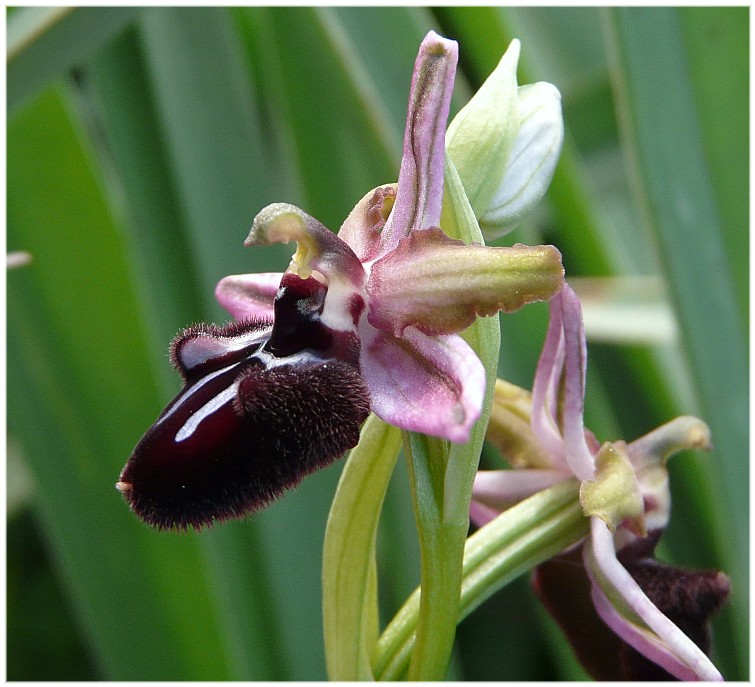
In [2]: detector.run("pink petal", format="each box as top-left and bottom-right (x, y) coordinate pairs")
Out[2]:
(559, 285), (595, 481)
(590, 584), (701, 681)
(360, 325), (484, 444)
(585, 518), (723, 681)
(530, 289), (567, 465)
(338, 185), (396, 263)
(378, 32), (458, 257)
(469, 500), (501, 528)
(472, 468), (569, 512)
(215, 272), (282, 321)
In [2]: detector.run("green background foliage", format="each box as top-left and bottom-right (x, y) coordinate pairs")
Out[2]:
(7, 6), (748, 680)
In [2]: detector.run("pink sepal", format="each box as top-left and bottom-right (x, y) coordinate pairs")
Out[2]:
(472, 469), (568, 513)
(215, 272), (282, 321)
(360, 325), (484, 444)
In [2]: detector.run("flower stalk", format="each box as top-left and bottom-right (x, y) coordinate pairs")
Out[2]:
(399, 150), (504, 679)
(322, 414), (402, 680)
(373, 479), (589, 680)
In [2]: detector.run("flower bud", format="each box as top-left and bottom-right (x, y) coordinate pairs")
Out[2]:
(445, 40), (564, 241)
(479, 81), (563, 238)
(446, 39), (521, 219)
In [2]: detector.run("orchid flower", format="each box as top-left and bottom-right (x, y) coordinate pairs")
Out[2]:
(471, 285), (729, 680)
(118, 31), (565, 531)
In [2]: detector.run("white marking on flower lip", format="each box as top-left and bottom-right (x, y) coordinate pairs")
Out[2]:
(320, 278), (366, 334)
(175, 384), (238, 443)
(180, 330), (266, 370)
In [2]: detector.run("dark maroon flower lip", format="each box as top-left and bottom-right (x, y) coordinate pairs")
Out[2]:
(118, 273), (370, 531)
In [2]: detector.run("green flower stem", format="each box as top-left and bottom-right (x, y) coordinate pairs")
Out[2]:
(403, 431), (465, 681)
(322, 414), (402, 680)
(390, 152), (504, 680)
(373, 479), (588, 681)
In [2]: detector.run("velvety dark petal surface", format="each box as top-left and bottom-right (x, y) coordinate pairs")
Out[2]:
(120, 272), (370, 530)
(119, 354), (369, 531)
(618, 548), (730, 680)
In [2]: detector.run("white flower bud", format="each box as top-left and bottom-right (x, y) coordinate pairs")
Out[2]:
(446, 39), (521, 219)
(480, 81), (564, 239)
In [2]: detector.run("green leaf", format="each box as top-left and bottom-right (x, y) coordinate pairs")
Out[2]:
(8, 7), (138, 115)
(322, 415), (402, 680)
(678, 8), (748, 331)
(7, 86), (231, 680)
(604, 8), (748, 678)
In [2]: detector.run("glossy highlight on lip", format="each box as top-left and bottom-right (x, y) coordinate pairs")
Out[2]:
(118, 273), (370, 531)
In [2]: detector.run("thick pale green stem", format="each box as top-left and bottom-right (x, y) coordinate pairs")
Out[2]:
(403, 432), (464, 680)
(391, 150), (504, 680)
(373, 479), (587, 680)
(322, 415), (402, 680)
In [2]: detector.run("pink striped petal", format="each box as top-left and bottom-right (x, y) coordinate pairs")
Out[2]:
(585, 518), (723, 681)
(560, 285), (595, 481)
(472, 469), (569, 513)
(215, 272), (282, 321)
(360, 325), (484, 444)
(378, 32), (458, 257)
(530, 288), (567, 464)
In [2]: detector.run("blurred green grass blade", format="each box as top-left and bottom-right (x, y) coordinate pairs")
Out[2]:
(85, 26), (205, 384)
(678, 7), (749, 331)
(250, 6), (405, 227)
(127, 8), (320, 678)
(136, 7), (288, 293)
(7, 6), (71, 57)
(87, 26), (290, 679)
(7, 86), (231, 680)
(604, 8), (748, 678)
(7, 509), (100, 679)
(7, 7), (138, 116)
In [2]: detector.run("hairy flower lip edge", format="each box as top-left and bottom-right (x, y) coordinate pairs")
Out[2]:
(117, 310), (371, 531)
